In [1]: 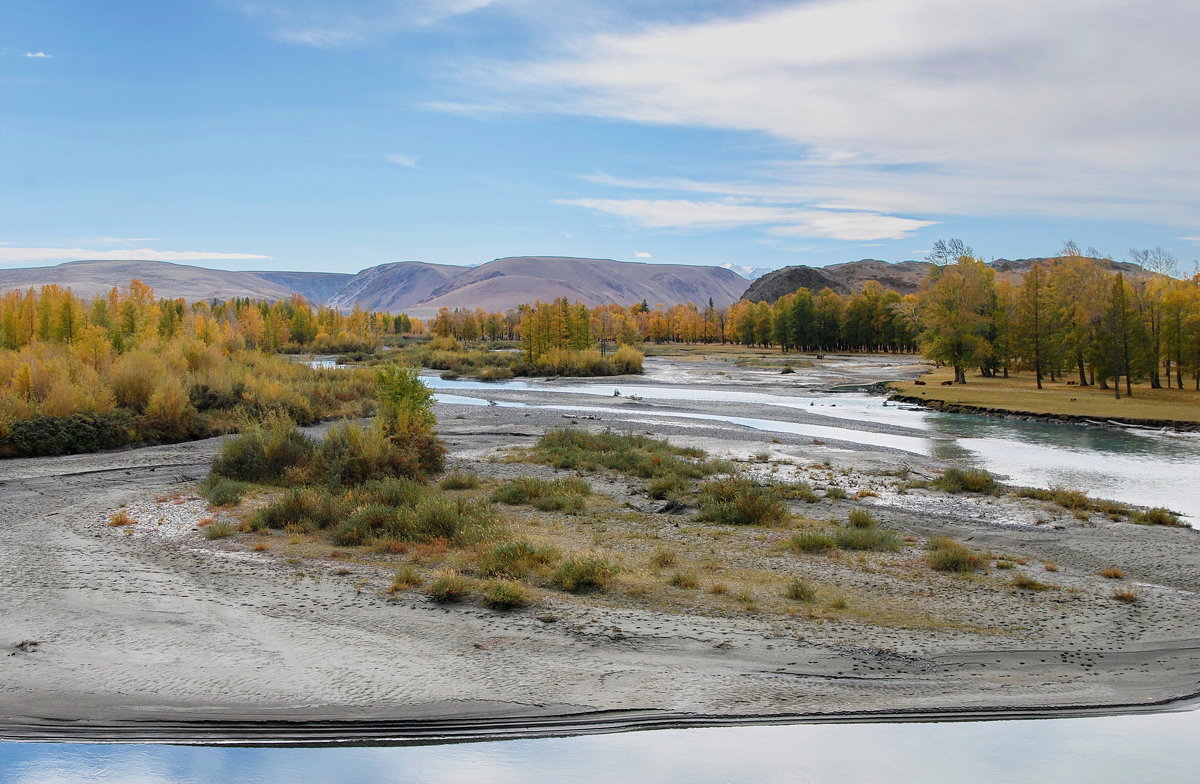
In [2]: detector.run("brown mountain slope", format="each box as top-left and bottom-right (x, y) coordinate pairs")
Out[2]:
(252, 271), (355, 304)
(407, 256), (749, 317)
(0, 260), (302, 302)
(323, 262), (464, 312)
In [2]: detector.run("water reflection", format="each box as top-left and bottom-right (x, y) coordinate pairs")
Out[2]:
(5, 709), (1199, 784)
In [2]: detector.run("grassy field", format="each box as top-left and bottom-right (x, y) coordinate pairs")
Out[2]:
(892, 368), (1200, 424)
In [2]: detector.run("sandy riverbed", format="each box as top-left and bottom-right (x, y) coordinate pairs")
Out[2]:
(2, 354), (1198, 744)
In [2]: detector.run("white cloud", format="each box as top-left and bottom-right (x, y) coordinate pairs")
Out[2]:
(232, 0), (497, 48)
(472, 0), (1200, 227)
(22, 51), (52, 58)
(76, 236), (163, 245)
(555, 198), (933, 241)
(0, 247), (271, 265)
(385, 152), (418, 167)
(1179, 236), (1200, 244)
(634, 251), (652, 258)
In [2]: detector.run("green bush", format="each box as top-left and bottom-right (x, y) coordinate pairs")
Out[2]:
(647, 473), (691, 501)
(426, 571), (473, 603)
(440, 471), (481, 490)
(847, 508), (878, 528)
(478, 540), (560, 579)
(491, 477), (591, 506)
(781, 481), (819, 502)
(481, 579), (530, 610)
(211, 418), (314, 483)
(933, 468), (998, 494)
(1130, 507), (1184, 527)
(695, 478), (787, 525)
(551, 555), (620, 592)
(784, 579), (817, 602)
(248, 487), (352, 532)
(834, 526), (902, 551)
(199, 474), (250, 507)
(927, 541), (988, 573)
(4, 411), (135, 456)
(786, 531), (837, 553)
(203, 522), (236, 540)
(824, 486), (847, 500)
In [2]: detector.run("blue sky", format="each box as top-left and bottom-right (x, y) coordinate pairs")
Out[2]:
(3, 0), (1198, 274)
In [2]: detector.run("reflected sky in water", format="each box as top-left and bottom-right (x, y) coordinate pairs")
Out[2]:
(4, 709), (1199, 784)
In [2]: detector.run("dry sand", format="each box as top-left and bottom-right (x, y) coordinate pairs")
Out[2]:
(2, 354), (1198, 743)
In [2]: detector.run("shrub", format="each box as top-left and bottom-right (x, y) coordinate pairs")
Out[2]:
(476, 366), (514, 382)
(388, 566), (422, 592)
(784, 579), (817, 602)
(478, 541), (559, 579)
(649, 548), (678, 568)
(847, 508), (877, 528)
(140, 381), (201, 443)
(532, 429), (721, 480)
(786, 531), (837, 553)
(781, 481), (818, 502)
(250, 487), (352, 532)
(440, 471), (481, 490)
(212, 417), (314, 483)
(351, 477), (424, 508)
(199, 474), (250, 507)
(491, 477), (591, 506)
(668, 571), (699, 589)
(1098, 566), (1125, 579)
(551, 555), (620, 592)
(309, 420), (438, 487)
(426, 571), (473, 603)
(107, 510), (136, 527)
(482, 579), (529, 610)
(927, 540), (987, 573)
(933, 468), (998, 493)
(203, 522), (236, 540)
(1112, 586), (1139, 603)
(1011, 573), (1051, 591)
(824, 485), (847, 500)
(610, 345), (645, 375)
(5, 411), (135, 456)
(1130, 507), (1183, 527)
(695, 478), (787, 526)
(834, 526), (902, 552)
(647, 473), (691, 501)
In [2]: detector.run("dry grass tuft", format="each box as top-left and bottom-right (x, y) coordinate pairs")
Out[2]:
(1098, 566), (1126, 579)
(107, 510), (137, 527)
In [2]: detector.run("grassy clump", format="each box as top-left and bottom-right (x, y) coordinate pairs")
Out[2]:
(784, 579), (818, 602)
(1112, 586), (1139, 603)
(388, 566), (422, 592)
(926, 537), (988, 573)
(1130, 507), (1184, 527)
(107, 510), (137, 527)
(695, 478), (788, 526)
(835, 526), (902, 552)
(932, 468), (998, 494)
(847, 508), (878, 528)
(780, 481), (819, 502)
(647, 474), (691, 501)
(426, 571), (474, 603)
(551, 555), (620, 592)
(531, 429), (729, 480)
(491, 477), (591, 514)
(786, 531), (837, 553)
(649, 548), (678, 568)
(211, 416), (315, 483)
(440, 471), (481, 490)
(477, 541), (560, 579)
(1097, 566), (1126, 579)
(248, 486), (353, 532)
(824, 486), (847, 500)
(203, 522), (236, 540)
(199, 474), (251, 507)
(667, 571), (699, 589)
(1011, 573), (1052, 591)
(481, 579), (530, 609)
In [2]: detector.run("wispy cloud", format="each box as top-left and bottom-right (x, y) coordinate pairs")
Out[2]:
(22, 51), (52, 58)
(0, 247), (271, 265)
(555, 198), (933, 241)
(74, 236), (164, 245)
(231, 0), (498, 48)
(385, 152), (418, 168)
(460, 0), (1200, 229)
(634, 251), (652, 258)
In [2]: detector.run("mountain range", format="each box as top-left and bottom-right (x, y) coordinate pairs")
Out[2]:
(0, 256), (749, 316)
(1, 255), (1155, 315)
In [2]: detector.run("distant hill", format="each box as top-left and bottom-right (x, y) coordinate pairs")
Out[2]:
(743, 257), (1157, 303)
(0, 260), (302, 302)
(253, 271), (354, 304)
(403, 256), (749, 317)
(323, 262), (463, 312)
(0, 256), (752, 316)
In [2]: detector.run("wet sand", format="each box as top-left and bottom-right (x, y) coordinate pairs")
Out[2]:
(2, 354), (1198, 743)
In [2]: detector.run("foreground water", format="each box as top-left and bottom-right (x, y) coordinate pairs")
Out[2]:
(3, 706), (1198, 783)
(424, 376), (1200, 523)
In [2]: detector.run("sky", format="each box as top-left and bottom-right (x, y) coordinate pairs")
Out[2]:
(3, 0), (1199, 275)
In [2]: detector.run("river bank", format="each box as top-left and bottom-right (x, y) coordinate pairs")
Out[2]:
(3, 354), (1198, 744)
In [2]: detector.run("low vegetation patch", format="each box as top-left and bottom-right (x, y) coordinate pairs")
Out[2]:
(1130, 507), (1184, 527)
(481, 579), (530, 610)
(1097, 566), (1126, 579)
(926, 537), (988, 573)
(1112, 586), (1140, 603)
(477, 540), (560, 579)
(931, 468), (998, 494)
(786, 531), (837, 553)
(199, 474), (250, 507)
(440, 471), (481, 490)
(426, 571), (474, 603)
(784, 579), (818, 602)
(530, 429), (729, 480)
(550, 554), (620, 592)
(1011, 573), (1052, 591)
(491, 476), (591, 513)
(695, 478), (788, 526)
(203, 522), (236, 540)
(834, 526), (902, 552)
